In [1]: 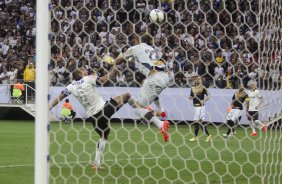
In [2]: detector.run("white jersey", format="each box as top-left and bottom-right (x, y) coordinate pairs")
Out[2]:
(63, 75), (105, 117)
(124, 43), (165, 77)
(246, 89), (262, 111)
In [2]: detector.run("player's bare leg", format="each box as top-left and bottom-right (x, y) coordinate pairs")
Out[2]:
(255, 120), (268, 133)
(190, 121), (200, 142)
(111, 93), (132, 107)
(92, 93), (132, 171)
(128, 96), (170, 142)
(92, 135), (108, 171)
(92, 138), (107, 171)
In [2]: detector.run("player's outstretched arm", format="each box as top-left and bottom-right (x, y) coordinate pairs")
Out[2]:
(204, 89), (210, 102)
(114, 55), (127, 65)
(97, 67), (119, 84)
(49, 93), (67, 111)
(114, 47), (135, 66)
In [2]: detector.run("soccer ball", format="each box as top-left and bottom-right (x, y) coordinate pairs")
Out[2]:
(149, 9), (165, 24)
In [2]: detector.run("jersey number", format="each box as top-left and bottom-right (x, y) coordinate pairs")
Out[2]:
(145, 49), (156, 60)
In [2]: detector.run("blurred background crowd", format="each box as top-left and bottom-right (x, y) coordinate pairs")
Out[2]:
(0, 0), (281, 90)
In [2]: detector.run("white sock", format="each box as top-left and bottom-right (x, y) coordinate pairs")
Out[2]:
(94, 138), (106, 165)
(127, 96), (137, 107)
(134, 108), (163, 129)
(150, 116), (163, 129)
(251, 126), (256, 133)
(153, 99), (162, 112)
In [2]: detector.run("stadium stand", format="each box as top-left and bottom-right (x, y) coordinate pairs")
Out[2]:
(0, 0), (281, 90)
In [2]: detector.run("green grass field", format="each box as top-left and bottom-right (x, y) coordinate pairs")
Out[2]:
(0, 120), (281, 184)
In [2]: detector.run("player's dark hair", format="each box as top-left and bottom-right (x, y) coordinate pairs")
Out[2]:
(141, 34), (152, 45)
(65, 99), (69, 103)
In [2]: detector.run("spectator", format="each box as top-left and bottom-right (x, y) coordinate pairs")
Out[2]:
(226, 66), (235, 89)
(161, 0), (172, 12)
(256, 64), (268, 90)
(125, 71), (138, 87)
(40, 0), (279, 90)
(0, 67), (8, 84)
(269, 64), (280, 90)
(247, 65), (258, 81)
(16, 64), (25, 81)
(184, 67), (197, 87)
(52, 61), (67, 86)
(7, 65), (18, 84)
(23, 62), (35, 100)
(214, 62), (225, 80)
(215, 75), (227, 89)
(136, 0), (146, 13)
(176, 50), (188, 69)
(116, 71), (126, 87)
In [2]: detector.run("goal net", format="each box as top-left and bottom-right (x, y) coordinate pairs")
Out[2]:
(47, 0), (282, 184)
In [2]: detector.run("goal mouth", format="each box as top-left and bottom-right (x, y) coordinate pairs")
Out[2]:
(42, 0), (282, 184)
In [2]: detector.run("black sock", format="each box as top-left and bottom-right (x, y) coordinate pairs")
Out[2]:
(194, 123), (199, 137)
(227, 120), (235, 135)
(204, 126), (210, 136)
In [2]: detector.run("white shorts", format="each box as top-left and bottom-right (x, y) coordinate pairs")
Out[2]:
(227, 109), (242, 122)
(194, 106), (205, 121)
(137, 72), (171, 107)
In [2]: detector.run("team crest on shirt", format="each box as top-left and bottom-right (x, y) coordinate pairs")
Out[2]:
(192, 86), (204, 94)
(153, 60), (164, 66)
(235, 91), (247, 100)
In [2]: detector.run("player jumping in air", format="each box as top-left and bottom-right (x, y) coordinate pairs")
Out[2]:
(189, 76), (212, 142)
(113, 34), (171, 135)
(223, 87), (249, 138)
(49, 68), (169, 171)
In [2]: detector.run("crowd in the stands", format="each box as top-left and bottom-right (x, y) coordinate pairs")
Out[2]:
(0, 0), (281, 90)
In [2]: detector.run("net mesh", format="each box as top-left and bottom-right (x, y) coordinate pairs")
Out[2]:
(49, 0), (282, 183)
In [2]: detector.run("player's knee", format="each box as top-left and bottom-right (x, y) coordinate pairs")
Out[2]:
(123, 93), (131, 103)
(104, 128), (110, 139)
(144, 111), (154, 122)
(95, 128), (110, 140)
(194, 123), (200, 129)
(127, 95), (137, 107)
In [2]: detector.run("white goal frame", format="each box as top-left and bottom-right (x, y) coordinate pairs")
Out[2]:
(35, 1), (50, 184)
(34, 0), (282, 184)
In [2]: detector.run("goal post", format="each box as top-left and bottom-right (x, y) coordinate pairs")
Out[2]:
(260, 1), (282, 179)
(42, 0), (282, 184)
(35, 0), (50, 184)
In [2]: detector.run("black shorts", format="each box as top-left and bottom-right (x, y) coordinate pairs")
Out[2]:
(90, 98), (119, 137)
(247, 111), (259, 121)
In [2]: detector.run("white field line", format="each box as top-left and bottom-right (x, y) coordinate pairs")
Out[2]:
(0, 156), (281, 169)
